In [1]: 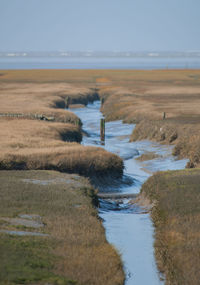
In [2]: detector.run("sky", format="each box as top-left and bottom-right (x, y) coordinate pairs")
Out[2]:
(0, 0), (200, 52)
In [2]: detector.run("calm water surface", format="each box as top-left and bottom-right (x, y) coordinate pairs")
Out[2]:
(1, 56), (200, 69)
(71, 101), (188, 285)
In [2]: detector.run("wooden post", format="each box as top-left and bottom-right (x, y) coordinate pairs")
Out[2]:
(163, 112), (166, 120)
(65, 96), (69, 109)
(100, 118), (105, 142)
(75, 119), (81, 128)
(101, 97), (105, 106)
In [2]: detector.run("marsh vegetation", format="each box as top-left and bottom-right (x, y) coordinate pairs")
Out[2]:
(0, 171), (124, 285)
(1, 69), (200, 284)
(0, 71), (123, 177)
(141, 169), (200, 285)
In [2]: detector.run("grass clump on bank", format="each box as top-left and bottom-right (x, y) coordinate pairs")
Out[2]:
(0, 145), (123, 177)
(141, 169), (200, 285)
(136, 152), (160, 161)
(0, 117), (123, 177)
(0, 170), (125, 285)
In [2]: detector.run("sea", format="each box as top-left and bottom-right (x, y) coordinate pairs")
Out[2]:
(1, 55), (200, 70)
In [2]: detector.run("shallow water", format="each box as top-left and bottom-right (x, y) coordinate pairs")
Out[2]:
(72, 101), (188, 284)
(1, 56), (200, 70)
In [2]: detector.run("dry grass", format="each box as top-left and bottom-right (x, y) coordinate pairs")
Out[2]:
(136, 152), (160, 161)
(0, 80), (98, 124)
(0, 117), (82, 147)
(2, 69), (200, 283)
(0, 118), (123, 177)
(2, 70), (200, 115)
(1, 69), (200, 168)
(141, 169), (200, 285)
(131, 118), (200, 167)
(94, 69), (200, 167)
(0, 70), (123, 177)
(0, 70), (125, 284)
(100, 71), (200, 123)
(0, 170), (124, 285)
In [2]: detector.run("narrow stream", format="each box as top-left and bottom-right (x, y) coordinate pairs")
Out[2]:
(71, 101), (188, 285)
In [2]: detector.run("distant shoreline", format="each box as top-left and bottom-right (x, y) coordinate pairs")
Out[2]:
(1, 55), (200, 70)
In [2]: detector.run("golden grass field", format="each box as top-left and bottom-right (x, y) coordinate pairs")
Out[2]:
(0, 70), (123, 177)
(4, 68), (198, 167)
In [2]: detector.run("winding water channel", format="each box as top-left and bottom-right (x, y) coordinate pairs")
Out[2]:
(71, 101), (188, 285)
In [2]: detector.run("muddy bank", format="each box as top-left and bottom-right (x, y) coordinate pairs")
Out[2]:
(140, 169), (200, 285)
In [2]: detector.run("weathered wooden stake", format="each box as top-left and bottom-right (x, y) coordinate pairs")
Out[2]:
(100, 118), (105, 142)
(65, 96), (69, 109)
(75, 119), (81, 128)
(163, 112), (166, 120)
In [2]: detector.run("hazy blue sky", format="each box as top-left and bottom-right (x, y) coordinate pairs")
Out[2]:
(0, 0), (200, 52)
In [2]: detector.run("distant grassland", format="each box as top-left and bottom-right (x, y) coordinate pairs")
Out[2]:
(0, 70), (123, 177)
(141, 169), (200, 285)
(1, 68), (200, 170)
(0, 170), (124, 285)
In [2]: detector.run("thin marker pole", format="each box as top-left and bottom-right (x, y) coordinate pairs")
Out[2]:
(100, 118), (105, 142)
